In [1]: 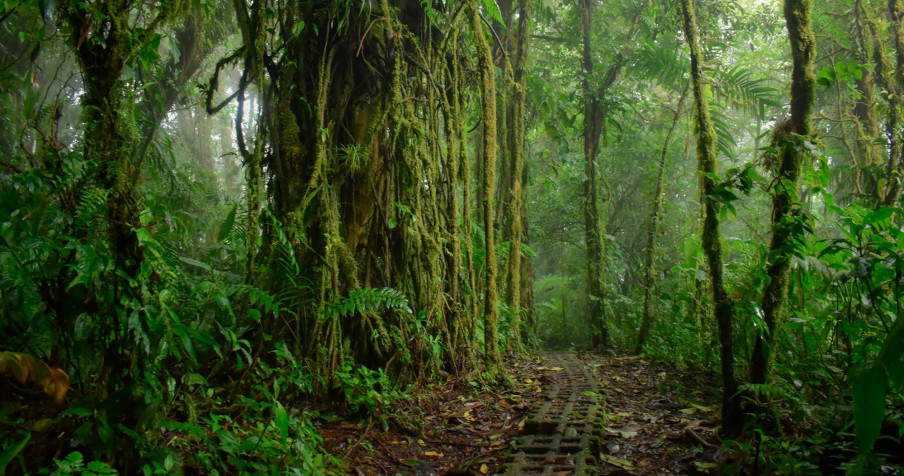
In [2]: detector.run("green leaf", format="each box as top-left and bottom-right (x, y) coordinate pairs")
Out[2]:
(275, 401), (289, 443)
(215, 204), (237, 242)
(880, 316), (904, 389)
(851, 364), (887, 456)
(0, 433), (30, 473)
(480, 0), (504, 25)
(179, 256), (213, 272)
(863, 207), (895, 226)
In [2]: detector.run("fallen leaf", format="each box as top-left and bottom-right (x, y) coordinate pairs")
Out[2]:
(599, 454), (637, 470)
(479, 464), (489, 474)
(549, 366), (564, 371)
(424, 451), (443, 458)
(0, 351), (70, 404)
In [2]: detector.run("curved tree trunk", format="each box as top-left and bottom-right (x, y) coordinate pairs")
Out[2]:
(750, 0), (816, 386)
(679, 0), (743, 436)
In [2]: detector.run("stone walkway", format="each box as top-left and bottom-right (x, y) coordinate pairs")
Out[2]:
(502, 353), (604, 475)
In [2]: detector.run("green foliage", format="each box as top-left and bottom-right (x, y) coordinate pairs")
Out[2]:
(51, 452), (118, 476)
(334, 364), (401, 428)
(323, 287), (412, 319)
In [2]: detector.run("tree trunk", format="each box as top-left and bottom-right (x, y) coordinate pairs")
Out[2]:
(679, 0), (744, 436)
(853, 0), (883, 198)
(580, 0), (608, 350)
(750, 0), (816, 385)
(472, 0), (505, 377)
(883, 0), (904, 206)
(635, 83), (688, 354)
(506, 0), (531, 352)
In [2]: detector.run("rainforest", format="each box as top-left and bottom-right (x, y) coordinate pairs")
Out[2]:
(1, 0), (903, 474)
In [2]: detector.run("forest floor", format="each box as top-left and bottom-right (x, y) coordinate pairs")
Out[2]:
(321, 352), (730, 475)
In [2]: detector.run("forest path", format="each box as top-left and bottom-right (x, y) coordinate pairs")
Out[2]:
(500, 352), (604, 475)
(325, 352), (721, 475)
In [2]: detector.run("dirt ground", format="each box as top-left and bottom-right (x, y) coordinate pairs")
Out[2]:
(321, 352), (726, 475)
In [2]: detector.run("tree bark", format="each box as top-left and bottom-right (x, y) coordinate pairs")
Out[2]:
(750, 0), (816, 385)
(580, 0), (608, 350)
(883, 0), (904, 206)
(679, 0), (743, 436)
(506, 0), (531, 352)
(635, 83), (688, 354)
(853, 0), (883, 198)
(472, 0), (505, 377)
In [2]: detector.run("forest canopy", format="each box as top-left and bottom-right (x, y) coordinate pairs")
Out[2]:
(1, 0), (903, 473)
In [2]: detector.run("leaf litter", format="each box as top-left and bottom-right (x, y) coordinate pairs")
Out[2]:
(322, 352), (725, 474)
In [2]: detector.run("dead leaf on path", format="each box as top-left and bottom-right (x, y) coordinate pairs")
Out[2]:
(479, 463), (489, 474)
(599, 454), (638, 470)
(606, 424), (643, 438)
(423, 451), (443, 458)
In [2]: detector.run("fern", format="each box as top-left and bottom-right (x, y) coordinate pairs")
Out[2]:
(74, 187), (109, 223)
(713, 66), (781, 117)
(324, 287), (413, 319)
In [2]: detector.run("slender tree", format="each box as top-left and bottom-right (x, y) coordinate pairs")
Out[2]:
(883, 0), (904, 206)
(679, 0), (744, 435)
(506, 0), (532, 352)
(635, 83), (689, 354)
(472, 0), (505, 377)
(750, 0), (816, 386)
(579, 0), (608, 349)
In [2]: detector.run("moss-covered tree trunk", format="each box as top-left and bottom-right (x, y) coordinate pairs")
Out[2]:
(679, 0), (743, 435)
(853, 0), (883, 198)
(883, 0), (904, 206)
(472, 0), (505, 377)
(579, 0), (608, 350)
(749, 0), (816, 385)
(64, 0), (180, 399)
(506, 0), (531, 352)
(635, 84), (688, 354)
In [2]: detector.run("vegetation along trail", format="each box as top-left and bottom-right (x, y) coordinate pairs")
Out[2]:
(3, 0), (904, 473)
(327, 352), (723, 475)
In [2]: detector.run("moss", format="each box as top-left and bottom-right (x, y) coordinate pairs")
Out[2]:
(680, 0), (742, 436)
(470, 0), (506, 381)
